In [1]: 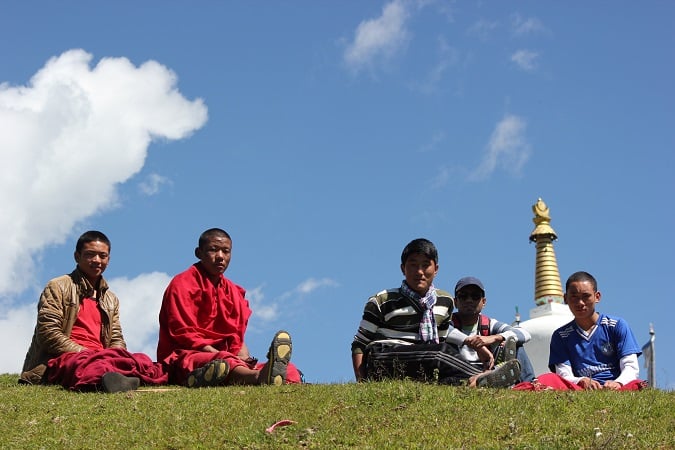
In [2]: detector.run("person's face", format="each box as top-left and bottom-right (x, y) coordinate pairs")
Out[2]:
(455, 286), (486, 315)
(74, 240), (110, 285)
(195, 235), (232, 279)
(401, 252), (438, 296)
(564, 280), (601, 320)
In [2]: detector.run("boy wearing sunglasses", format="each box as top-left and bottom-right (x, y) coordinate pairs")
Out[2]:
(447, 276), (535, 382)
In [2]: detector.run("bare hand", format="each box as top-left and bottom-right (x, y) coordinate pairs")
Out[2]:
(476, 346), (494, 370)
(237, 343), (251, 360)
(464, 335), (501, 350)
(602, 381), (622, 390)
(577, 377), (602, 390)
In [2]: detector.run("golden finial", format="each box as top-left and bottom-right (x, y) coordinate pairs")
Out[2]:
(529, 198), (564, 305)
(529, 197), (557, 242)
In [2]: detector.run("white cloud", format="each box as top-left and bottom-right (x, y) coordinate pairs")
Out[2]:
(296, 277), (339, 294)
(470, 115), (531, 180)
(0, 303), (37, 374)
(511, 14), (546, 36)
(112, 272), (172, 359)
(411, 36), (460, 94)
(246, 285), (279, 322)
(139, 172), (172, 196)
(0, 49), (207, 296)
(418, 130), (446, 153)
(511, 50), (539, 71)
(467, 19), (499, 40)
(247, 277), (339, 324)
(430, 165), (450, 190)
(343, 0), (411, 73)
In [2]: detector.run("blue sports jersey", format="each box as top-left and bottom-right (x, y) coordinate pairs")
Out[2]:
(549, 313), (641, 383)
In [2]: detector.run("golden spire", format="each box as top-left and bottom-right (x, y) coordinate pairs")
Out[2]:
(529, 198), (564, 305)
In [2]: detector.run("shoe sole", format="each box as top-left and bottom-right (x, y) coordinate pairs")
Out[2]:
(503, 336), (517, 362)
(267, 331), (292, 385)
(102, 372), (140, 393)
(476, 360), (521, 388)
(187, 360), (229, 388)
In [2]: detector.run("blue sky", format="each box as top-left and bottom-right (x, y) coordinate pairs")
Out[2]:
(0, 1), (673, 389)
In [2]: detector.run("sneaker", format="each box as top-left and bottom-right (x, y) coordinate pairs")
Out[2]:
(102, 372), (140, 393)
(186, 359), (229, 388)
(264, 330), (292, 385)
(502, 336), (517, 362)
(476, 360), (521, 388)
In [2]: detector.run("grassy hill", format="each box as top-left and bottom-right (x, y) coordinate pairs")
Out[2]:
(1, 374), (672, 449)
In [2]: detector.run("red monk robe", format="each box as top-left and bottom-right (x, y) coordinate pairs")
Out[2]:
(48, 298), (167, 391)
(158, 263), (301, 385)
(512, 373), (647, 391)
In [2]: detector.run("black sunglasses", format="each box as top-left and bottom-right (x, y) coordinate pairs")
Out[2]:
(455, 293), (484, 301)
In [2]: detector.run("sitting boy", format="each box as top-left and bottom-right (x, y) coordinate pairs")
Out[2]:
(20, 230), (167, 392)
(157, 228), (301, 387)
(351, 238), (521, 388)
(531, 271), (645, 391)
(446, 276), (535, 383)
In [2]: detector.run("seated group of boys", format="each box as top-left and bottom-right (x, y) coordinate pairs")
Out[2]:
(19, 232), (644, 392)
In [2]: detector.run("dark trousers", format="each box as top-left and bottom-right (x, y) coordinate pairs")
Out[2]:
(365, 341), (482, 383)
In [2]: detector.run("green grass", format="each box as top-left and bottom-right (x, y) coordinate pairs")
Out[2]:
(1, 374), (673, 449)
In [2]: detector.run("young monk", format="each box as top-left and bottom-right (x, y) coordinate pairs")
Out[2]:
(20, 230), (167, 392)
(157, 228), (301, 387)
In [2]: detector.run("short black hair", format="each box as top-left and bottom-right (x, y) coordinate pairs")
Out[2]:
(565, 271), (597, 292)
(198, 228), (231, 248)
(75, 230), (111, 253)
(401, 238), (438, 265)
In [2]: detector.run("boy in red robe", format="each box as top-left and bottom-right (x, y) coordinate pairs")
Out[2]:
(20, 230), (167, 392)
(157, 228), (301, 387)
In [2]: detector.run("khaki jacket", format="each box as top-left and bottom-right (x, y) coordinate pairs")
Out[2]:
(20, 268), (126, 384)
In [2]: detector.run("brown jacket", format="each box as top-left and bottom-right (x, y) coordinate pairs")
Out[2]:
(20, 268), (126, 384)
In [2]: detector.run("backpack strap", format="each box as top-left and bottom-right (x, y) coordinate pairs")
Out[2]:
(452, 313), (491, 336)
(478, 314), (490, 336)
(451, 312), (462, 330)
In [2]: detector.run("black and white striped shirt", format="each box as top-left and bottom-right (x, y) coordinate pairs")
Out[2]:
(351, 286), (454, 354)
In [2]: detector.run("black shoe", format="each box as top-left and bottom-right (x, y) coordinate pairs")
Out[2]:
(476, 360), (521, 388)
(186, 359), (229, 388)
(102, 372), (140, 393)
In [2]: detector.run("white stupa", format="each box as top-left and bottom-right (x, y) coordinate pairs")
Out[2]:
(518, 198), (573, 376)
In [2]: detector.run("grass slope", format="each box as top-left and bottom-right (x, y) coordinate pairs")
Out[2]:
(1, 374), (673, 449)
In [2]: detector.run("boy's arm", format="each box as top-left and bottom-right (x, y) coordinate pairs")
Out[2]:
(445, 324), (495, 368)
(445, 326), (471, 346)
(604, 317), (641, 389)
(351, 295), (381, 382)
(490, 319), (531, 344)
(351, 351), (366, 382)
(36, 282), (85, 354)
(107, 292), (127, 349)
(556, 363), (603, 389)
(555, 362), (582, 384)
(466, 319), (531, 348)
(611, 353), (640, 387)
